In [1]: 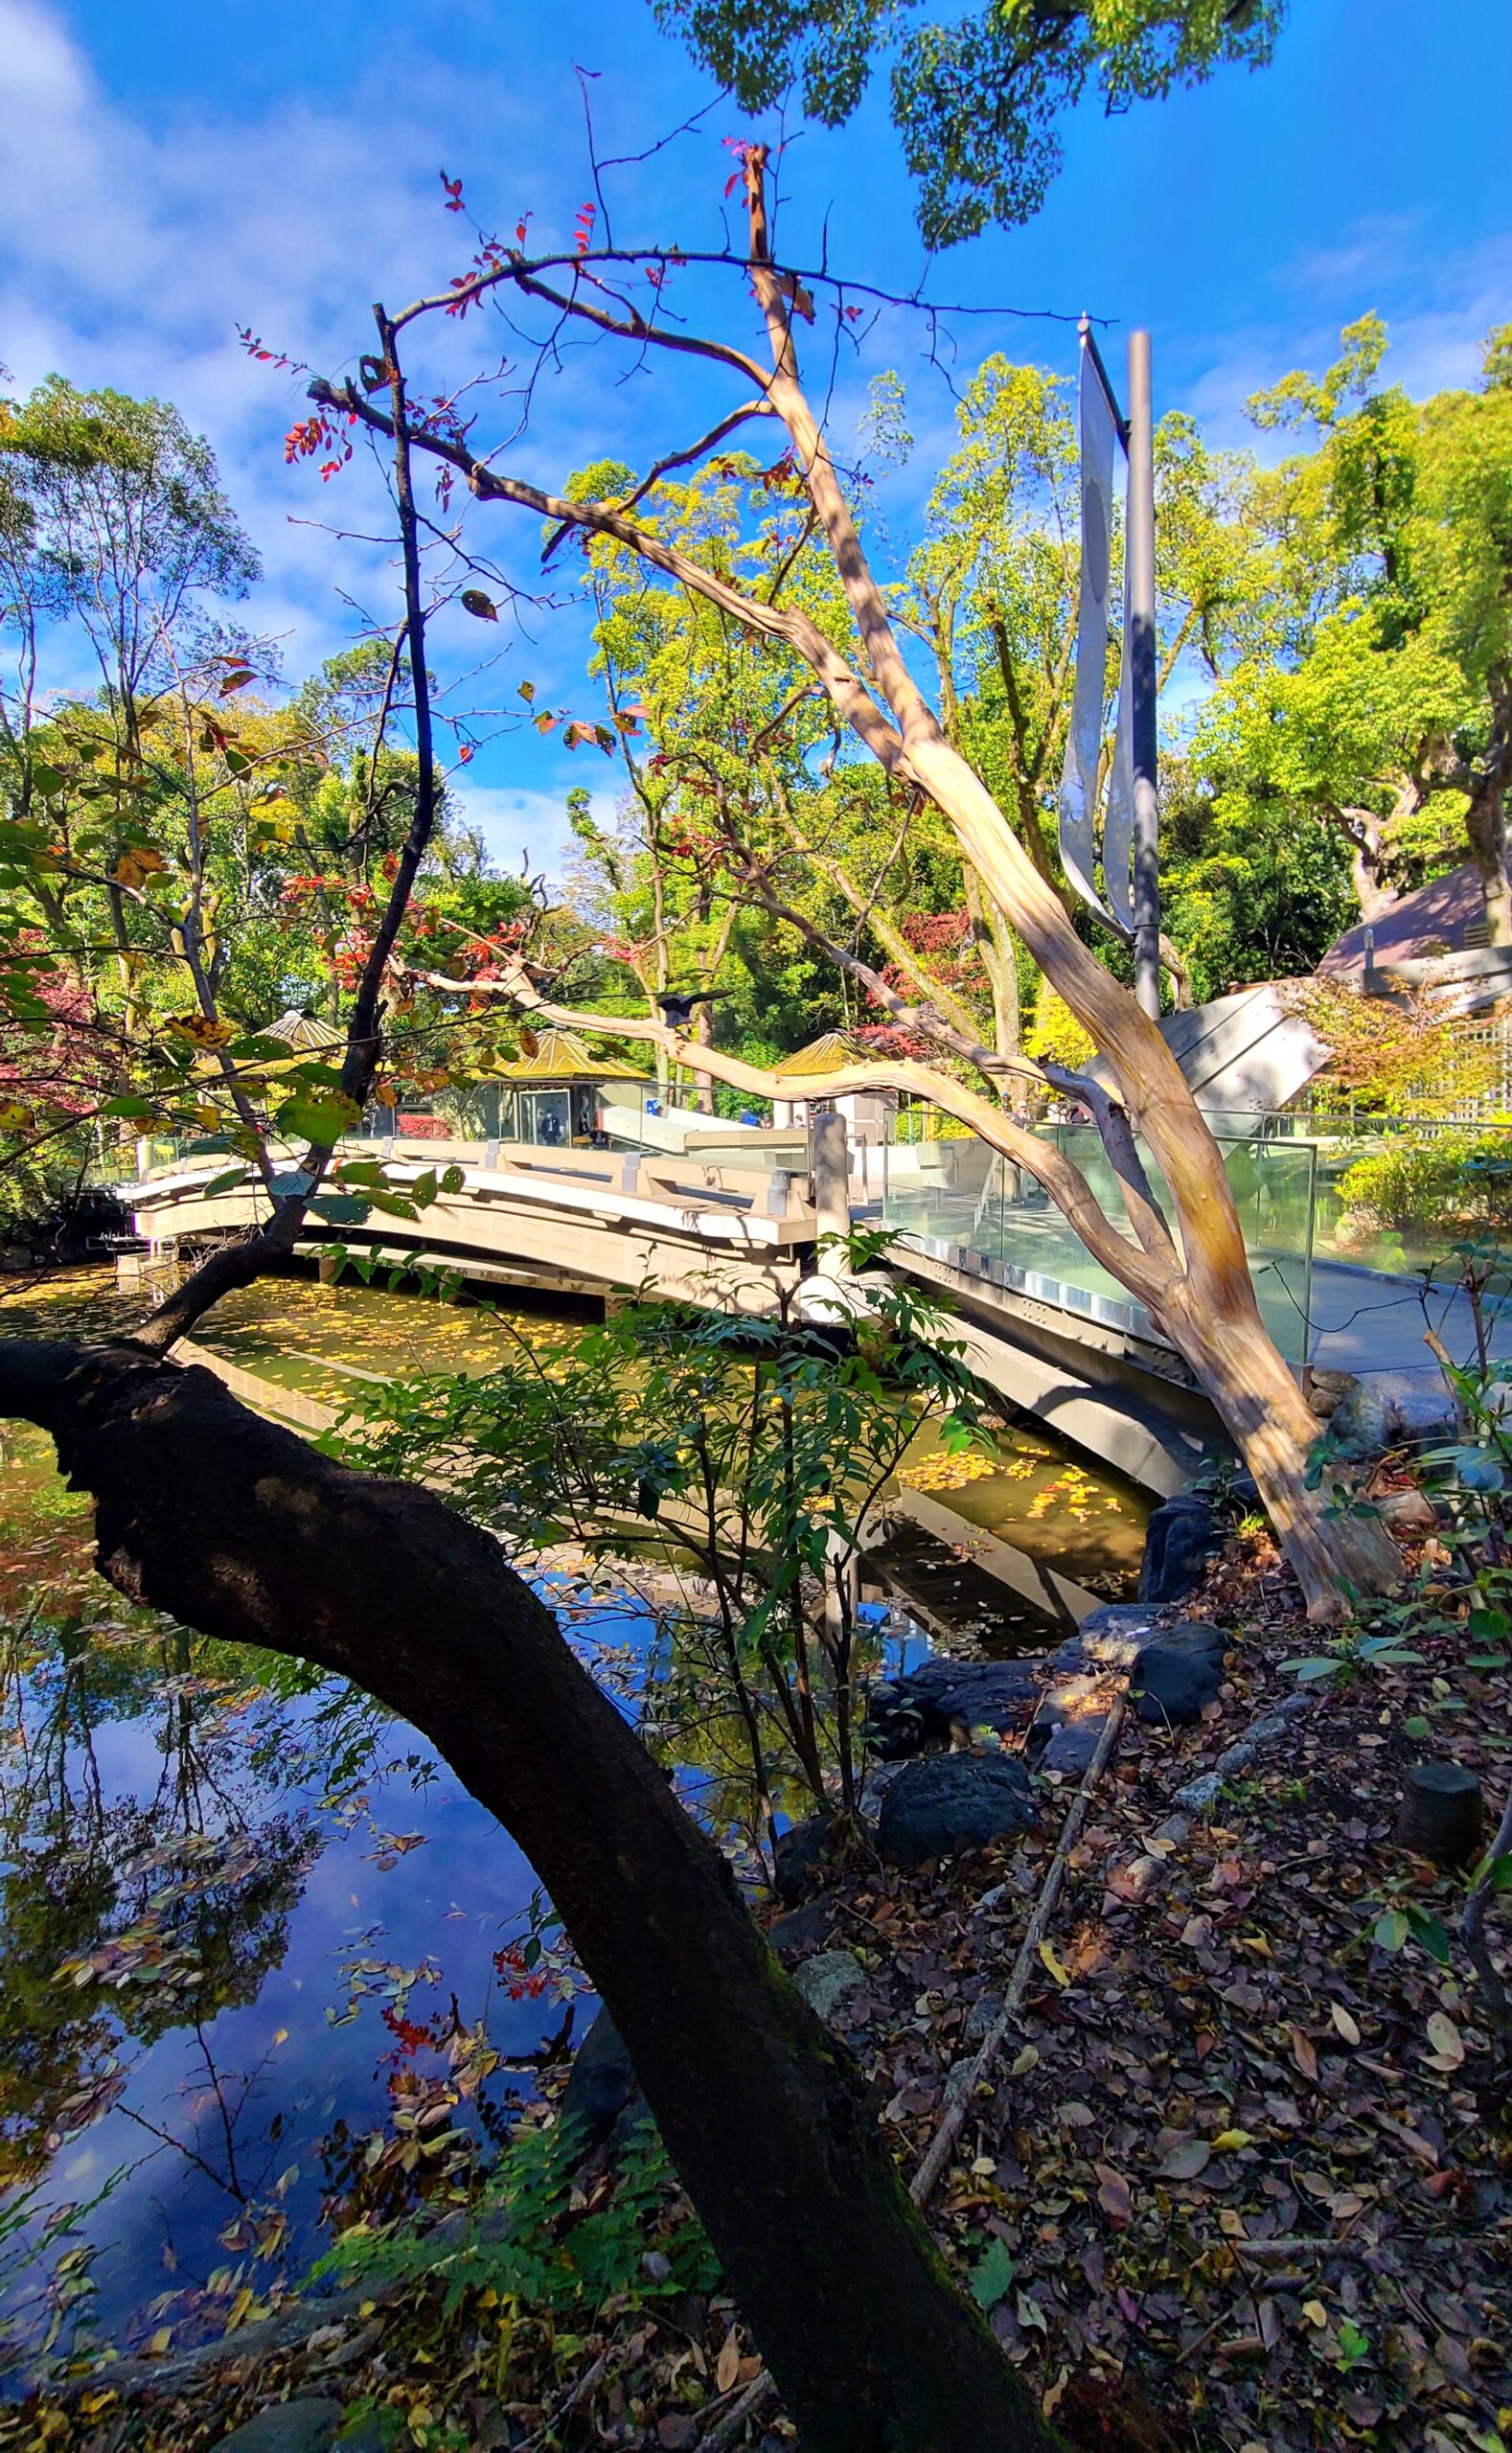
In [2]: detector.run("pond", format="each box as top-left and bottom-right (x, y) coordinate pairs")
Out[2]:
(0, 1265), (1146, 2379)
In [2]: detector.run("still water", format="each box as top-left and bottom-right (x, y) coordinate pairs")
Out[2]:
(0, 1267), (1144, 2376)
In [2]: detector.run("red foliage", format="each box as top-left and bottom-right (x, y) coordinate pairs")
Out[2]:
(396, 1113), (448, 1139)
(0, 955), (126, 1114)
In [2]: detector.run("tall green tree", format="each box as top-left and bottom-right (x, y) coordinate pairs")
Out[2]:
(653, 0), (1285, 245)
(1195, 319), (1512, 938)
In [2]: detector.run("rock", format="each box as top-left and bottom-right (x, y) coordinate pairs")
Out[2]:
(559, 2006), (645, 2151)
(866, 1658), (1044, 1758)
(772, 1815), (839, 1904)
(1150, 1813), (1192, 1847)
(791, 1949), (867, 2022)
(1307, 1368), (1356, 1419)
(878, 1753), (1039, 1867)
(209, 2404), (345, 2453)
(766, 1897), (835, 1963)
(1171, 1770), (1224, 1813)
(942, 2058), (977, 2105)
(1058, 1603), (1227, 1674)
(1040, 1713), (1109, 1775)
(1330, 1368), (1458, 1459)
(1214, 1741), (1256, 1776)
(1377, 1486), (1438, 1534)
(1138, 1494), (1223, 1605)
(964, 1991), (1003, 2046)
(1025, 1674), (1108, 1774)
(1129, 1629), (1227, 1726)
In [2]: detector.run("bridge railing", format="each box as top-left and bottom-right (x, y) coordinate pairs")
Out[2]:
(881, 1120), (1317, 1367)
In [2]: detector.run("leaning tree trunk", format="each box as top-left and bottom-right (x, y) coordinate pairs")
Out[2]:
(4, 1340), (1063, 2453)
(1466, 779), (1512, 949)
(901, 734), (1403, 1616)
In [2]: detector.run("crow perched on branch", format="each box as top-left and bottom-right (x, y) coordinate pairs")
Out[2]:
(656, 989), (729, 1028)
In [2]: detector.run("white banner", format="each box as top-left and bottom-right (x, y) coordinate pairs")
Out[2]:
(1059, 342), (1134, 941)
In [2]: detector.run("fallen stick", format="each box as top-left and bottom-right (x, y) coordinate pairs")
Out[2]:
(697, 1696), (1127, 2450)
(910, 1694), (1127, 2208)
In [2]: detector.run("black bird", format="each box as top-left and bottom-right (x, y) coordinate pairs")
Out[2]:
(655, 989), (729, 1029)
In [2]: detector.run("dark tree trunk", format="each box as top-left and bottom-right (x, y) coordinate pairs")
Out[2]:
(0, 1339), (1063, 2453)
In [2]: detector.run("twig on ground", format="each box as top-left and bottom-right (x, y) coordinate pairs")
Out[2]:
(910, 1696), (1128, 2208)
(697, 1697), (1128, 2449)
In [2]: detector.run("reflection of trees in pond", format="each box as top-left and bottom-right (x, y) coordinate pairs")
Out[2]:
(0, 1609), (320, 2198)
(344, 1247), (996, 1856)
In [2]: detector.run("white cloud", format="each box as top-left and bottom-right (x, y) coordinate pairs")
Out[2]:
(451, 782), (619, 886)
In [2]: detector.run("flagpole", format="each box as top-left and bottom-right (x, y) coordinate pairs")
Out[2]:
(1127, 330), (1161, 1018)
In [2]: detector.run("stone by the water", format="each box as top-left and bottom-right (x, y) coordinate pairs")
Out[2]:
(559, 2006), (645, 2150)
(210, 2404), (349, 2453)
(1138, 1493), (1223, 1604)
(772, 1814), (839, 1903)
(791, 1949), (867, 2021)
(866, 1657), (1044, 1758)
(767, 1897), (835, 1963)
(878, 1753), (1039, 1867)
(1129, 1630), (1228, 1725)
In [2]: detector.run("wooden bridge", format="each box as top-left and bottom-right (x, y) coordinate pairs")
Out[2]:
(124, 1129), (1219, 1498)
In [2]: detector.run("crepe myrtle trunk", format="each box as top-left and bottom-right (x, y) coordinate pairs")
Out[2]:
(3, 1340), (1064, 2453)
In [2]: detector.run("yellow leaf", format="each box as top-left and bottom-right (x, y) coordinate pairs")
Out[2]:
(716, 2330), (741, 2394)
(1302, 2300), (1328, 2327)
(0, 1101), (34, 1131)
(149, 2327), (172, 2355)
(1038, 1940), (1070, 1987)
(1424, 2010), (1464, 2068)
(272, 2028), (288, 2048)
(1210, 2128), (1253, 2152)
(1010, 2043), (1039, 2077)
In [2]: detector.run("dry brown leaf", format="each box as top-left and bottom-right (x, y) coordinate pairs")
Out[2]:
(1290, 2025), (1319, 2081)
(1330, 2003), (1362, 2046)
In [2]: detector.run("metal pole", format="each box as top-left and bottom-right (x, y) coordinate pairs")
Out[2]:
(1127, 330), (1161, 1019)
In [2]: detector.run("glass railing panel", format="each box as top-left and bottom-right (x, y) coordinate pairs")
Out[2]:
(882, 1115), (1317, 1368)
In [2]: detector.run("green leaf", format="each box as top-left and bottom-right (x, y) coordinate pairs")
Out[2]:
(408, 1169), (438, 1209)
(440, 1163), (466, 1195)
(1373, 1910), (1409, 1953)
(1285, 1655), (1342, 1683)
(969, 2237), (1015, 2311)
(1404, 1905), (1452, 1964)
(101, 1094), (160, 1119)
(277, 1091), (360, 1146)
(1402, 1715), (1432, 1739)
(195, 1167), (249, 1198)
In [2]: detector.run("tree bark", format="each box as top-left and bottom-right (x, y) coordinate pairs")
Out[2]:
(0, 1338), (1063, 2453)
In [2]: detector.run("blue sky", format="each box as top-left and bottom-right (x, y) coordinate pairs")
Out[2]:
(3, 0), (1508, 878)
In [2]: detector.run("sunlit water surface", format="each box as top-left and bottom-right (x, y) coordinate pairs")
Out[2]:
(0, 1267), (1143, 2373)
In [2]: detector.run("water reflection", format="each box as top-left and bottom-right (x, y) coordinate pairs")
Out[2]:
(0, 1265), (1144, 2373)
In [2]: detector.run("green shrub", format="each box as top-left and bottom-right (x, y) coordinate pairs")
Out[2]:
(1336, 1129), (1512, 1234)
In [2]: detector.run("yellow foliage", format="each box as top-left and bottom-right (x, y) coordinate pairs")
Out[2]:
(1025, 980), (1096, 1071)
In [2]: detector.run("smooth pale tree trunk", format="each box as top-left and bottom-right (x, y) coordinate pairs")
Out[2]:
(901, 732), (1403, 1616)
(1, 1340), (1065, 2453)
